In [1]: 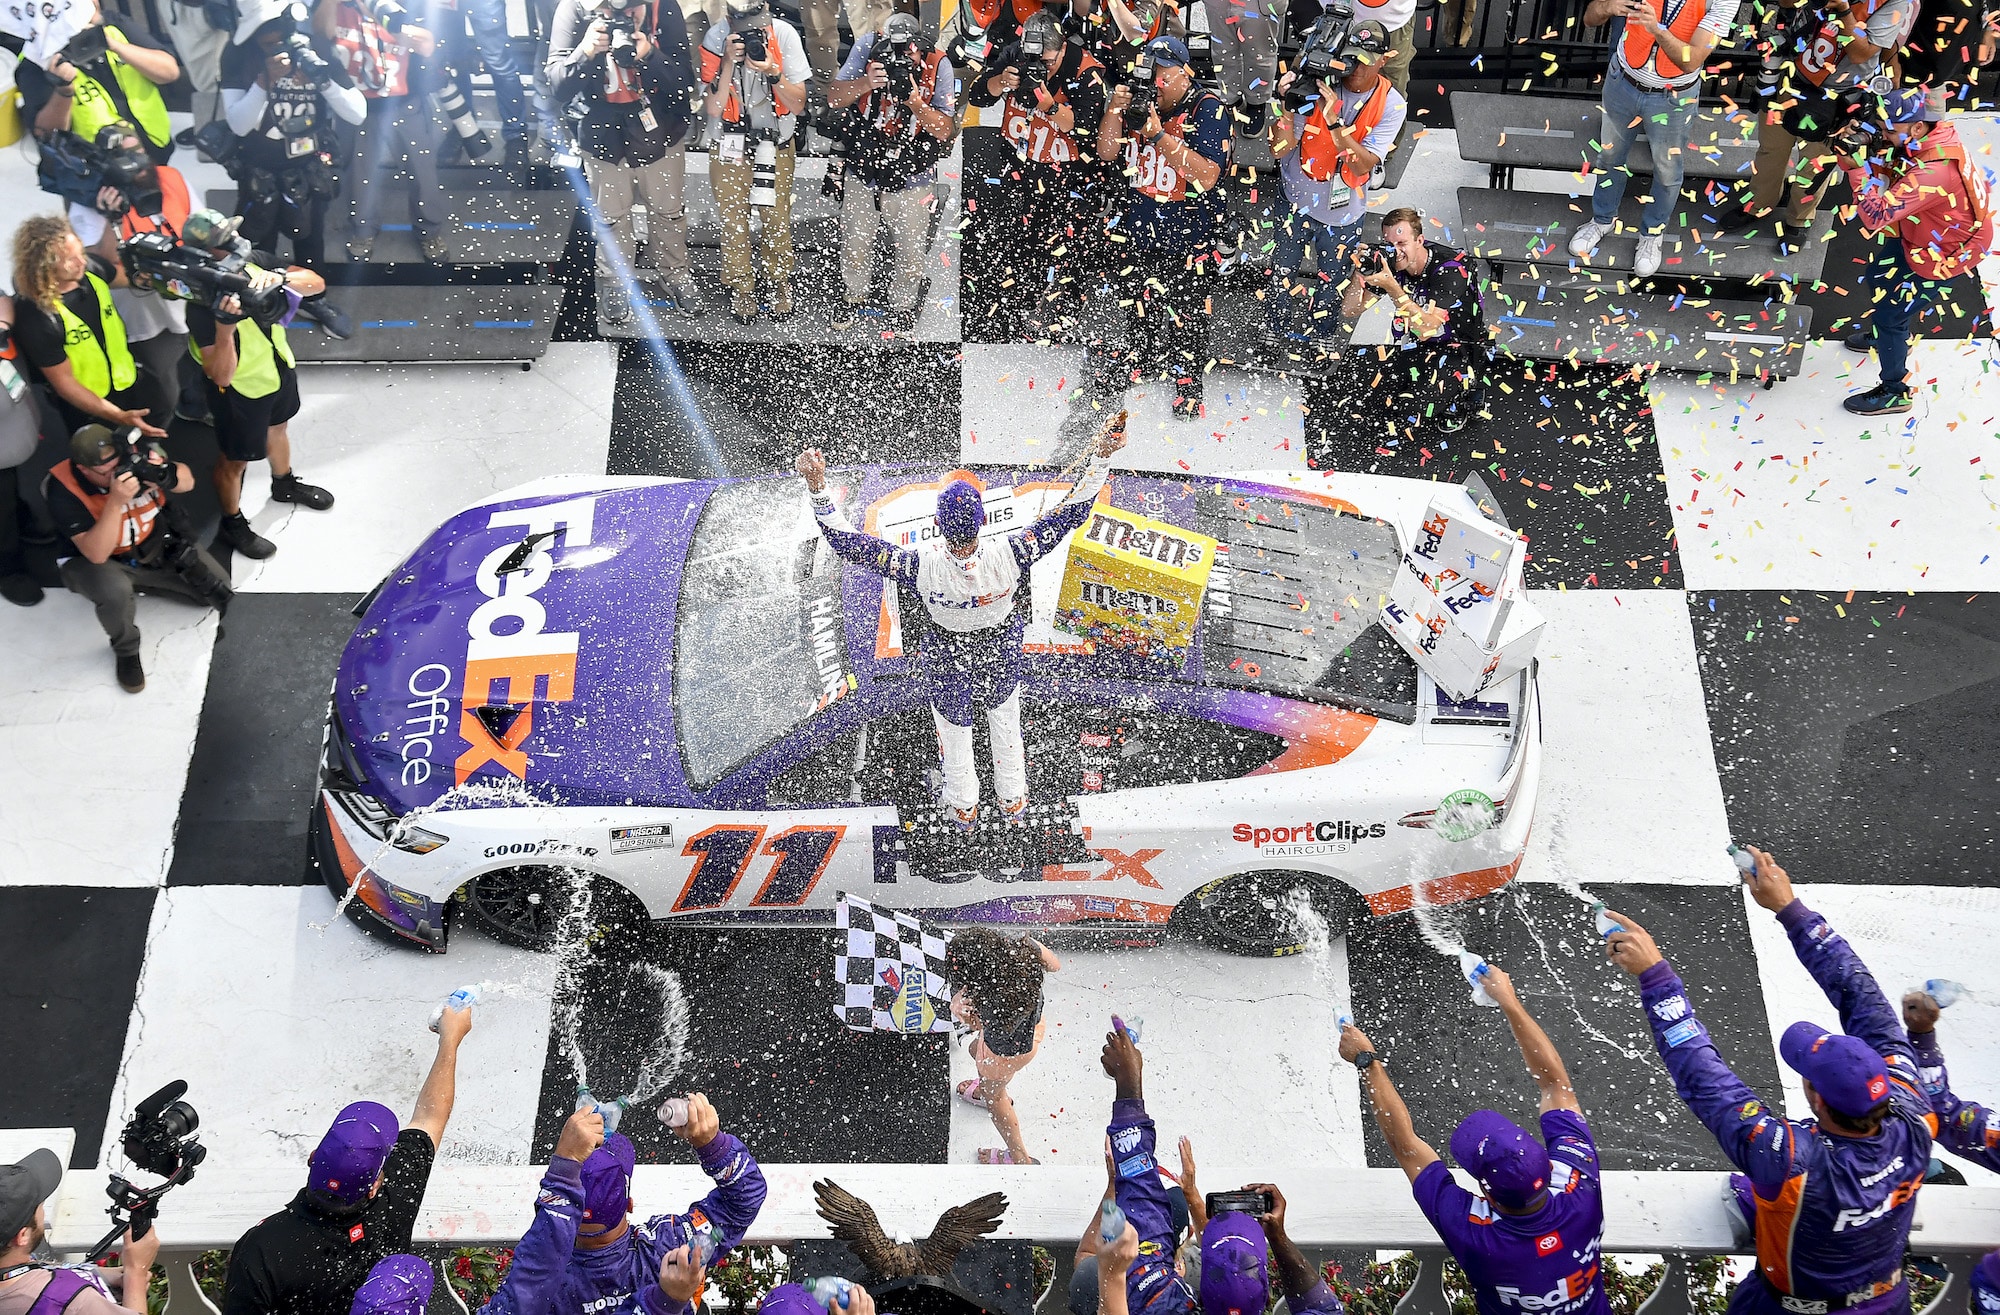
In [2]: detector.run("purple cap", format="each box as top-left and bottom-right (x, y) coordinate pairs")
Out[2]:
(1972, 1252), (2000, 1312)
(579, 1132), (637, 1233)
(1780, 1022), (1891, 1118)
(760, 1285), (826, 1315)
(349, 1255), (433, 1315)
(1144, 35), (1190, 67)
(309, 1102), (399, 1203)
(936, 481), (986, 544)
(1450, 1111), (1552, 1211)
(1197, 1213), (1268, 1315)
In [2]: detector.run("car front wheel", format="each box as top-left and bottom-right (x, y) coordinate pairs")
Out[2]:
(460, 867), (647, 951)
(1172, 871), (1360, 957)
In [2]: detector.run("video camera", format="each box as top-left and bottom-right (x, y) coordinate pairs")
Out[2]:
(84, 1081), (206, 1263)
(59, 23), (112, 71)
(36, 126), (163, 220)
(120, 231), (289, 326)
(1121, 45), (1158, 131)
(1781, 83), (1883, 144)
(1285, 1), (1356, 108)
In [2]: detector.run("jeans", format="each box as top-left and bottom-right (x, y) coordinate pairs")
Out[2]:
(1269, 207), (1361, 338)
(1591, 68), (1697, 234)
(448, 0), (532, 142)
(1862, 240), (1940, 390)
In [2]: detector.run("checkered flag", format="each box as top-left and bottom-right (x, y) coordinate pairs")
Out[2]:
(835, 892), (955, 1034)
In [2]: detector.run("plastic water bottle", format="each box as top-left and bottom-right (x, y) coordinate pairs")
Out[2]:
(810, 1278), (853, 1311)
(1926, 979), (1967, 1009)
(690, 1233), (719, 1267)
(658, 1097), (690, 1129)
(429, 985), (480, 1033)
(1337, 1012), (1353, 1029)
(1591, 903), (1624, 938)
(1727, 844), (1757, 875)
(575, 1086), (631, 1135)
(1461, 952), (1499, 1007)
(1112, 1014), (1143, 1044)
(1100, 1200), (1127, 1244)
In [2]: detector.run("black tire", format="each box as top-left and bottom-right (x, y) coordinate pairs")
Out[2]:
(460, 868), (648, 951)
(1171, 871), (1361, 957)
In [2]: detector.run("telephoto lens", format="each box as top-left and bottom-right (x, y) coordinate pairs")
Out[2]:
(750, 135), (779, 206)
(432, 78), (494, 157)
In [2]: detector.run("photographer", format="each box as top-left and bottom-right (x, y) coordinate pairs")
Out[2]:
(700, 0), (810, 324)
(964, 10), (1111, 340)
(320, 0), (452, 261)
(18, 4), (183, 165)
(2, 1150), (161, 1315)
(1338, 206), (1487, 434)
(222, 995), (474, 1315)
(826, 9), (956, 332)
(1264, 18), (1402, 355)
(1834, 89), (1992, 415)
(221, 12), (368, 270)
(182, 210), (336, 560)
(10, 215), (168, 440)
(547, 0), (702, 324)
(1094, 35), (1230, 420)
(1568, 0), (1740, 278)
(42, 423), (230, 693)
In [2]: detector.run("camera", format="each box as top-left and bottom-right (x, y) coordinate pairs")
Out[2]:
(279, 31), (336, 83)
(749, 131), (780, 206)
(37, 126), (164, 220)
(432, 75), (495, 156)
(729, 4), (771, 63)
(818, 105), (861, 198)
(60, 23), (112, 71)
(1205, 1190), (1275, 1218)
(1286, 3), (1355, 107)
(1121, 46), (1158, 131)
(1781, 84), (1879, 143)
(1013, 10), (1059, 102)
(121, 231), (288, 326)
(83, 1081), (206, 1263)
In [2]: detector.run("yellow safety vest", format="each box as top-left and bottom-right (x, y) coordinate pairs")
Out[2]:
(193, 309), (295, 399)
(68, 25), (173, 153)
(58, 273), (137, 397)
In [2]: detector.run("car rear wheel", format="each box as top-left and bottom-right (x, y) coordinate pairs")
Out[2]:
(460, 867), (648, 951)
(1172, 871), (1361, 957)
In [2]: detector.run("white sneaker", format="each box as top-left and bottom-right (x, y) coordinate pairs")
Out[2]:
(1634, 234), (1664, 277)
(1568, 220), (1612, 259)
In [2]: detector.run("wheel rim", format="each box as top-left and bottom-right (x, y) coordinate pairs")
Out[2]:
(467, 869), (556, 943)
(1194, 873), (1329, 953)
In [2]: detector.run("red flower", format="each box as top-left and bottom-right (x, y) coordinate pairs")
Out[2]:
(454, 1258), (474, 1280)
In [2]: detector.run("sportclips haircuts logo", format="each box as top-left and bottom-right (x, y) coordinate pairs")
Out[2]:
(1232, 819), (1387, 857)
(405, 497), (597, 788)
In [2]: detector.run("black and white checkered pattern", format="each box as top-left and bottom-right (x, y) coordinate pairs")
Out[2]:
(835, 893), (956, 1034)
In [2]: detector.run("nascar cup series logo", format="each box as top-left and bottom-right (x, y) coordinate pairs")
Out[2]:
(1233, 819), (1386, 857)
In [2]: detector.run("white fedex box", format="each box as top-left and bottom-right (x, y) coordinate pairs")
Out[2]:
(1380, 500), (1544, 700)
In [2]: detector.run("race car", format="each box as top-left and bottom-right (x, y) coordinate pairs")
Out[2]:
(311, 463), (1543, 956)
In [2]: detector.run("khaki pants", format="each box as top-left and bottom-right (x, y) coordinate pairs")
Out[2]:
(709, 140), (799, 293)
(584, 147), (691, 280)
(801, 0), (894, 88)
(680, 0), (727, 58)
(1384, 17), (1415, 96)
(1749, 108), (1839, 224)
(841, 180), (936, 312)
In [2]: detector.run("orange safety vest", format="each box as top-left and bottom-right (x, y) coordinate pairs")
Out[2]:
(1621, 0), (1709, 79)
(1909, 129), (1994, 279)
(1000, 50), (1102, 165)
(334, 1), (413, 97)
(1794, 0), (1886, 87)
(119, 165), (191, 239)
(968, 0), (1044, 30)
(701, 36), (787, 124)
(49, 458), (166, 559)
(1295, 79), (1390, 188)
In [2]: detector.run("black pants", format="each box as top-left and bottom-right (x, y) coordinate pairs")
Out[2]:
(0, 463), (30, 576)
(238, 186), (331, 269)
(1106, 247), (1216, 391)
(1305, 342), (1491, 466)
(965, 157), (1110, 342)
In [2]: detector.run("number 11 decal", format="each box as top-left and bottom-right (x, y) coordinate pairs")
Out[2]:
(672, 824), (846, 912)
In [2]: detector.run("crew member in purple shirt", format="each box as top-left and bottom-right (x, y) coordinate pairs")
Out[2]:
(1900, 990), (2000, 1315)
(1339, 963), (1610, 1315)
(1603, 847), (1936, 1315)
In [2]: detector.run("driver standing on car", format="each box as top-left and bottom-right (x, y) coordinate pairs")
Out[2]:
(794, 416), (1127, 831)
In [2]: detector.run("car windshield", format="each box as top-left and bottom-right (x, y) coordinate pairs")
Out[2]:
(675, 480), (848, 791)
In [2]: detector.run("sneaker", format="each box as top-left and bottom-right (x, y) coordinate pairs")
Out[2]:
(0, 574), (43, 607)
(345, 224), (378, 261)
(1173, 378), (1203, 421)
(601, 280), (634, 327)
(1239, 101), (1269, 136)
(1438, 409), (1471, 434)
(1842, 383), (1914, 416)
(1713, 205), (1766, 235)
(1843, 324), (1874, 353)
(1633, 234), (1664, 277)
(831, 301), (869, 330)
(300, 297), (353, 340)
(216, 512), (276, 560)
(1568, 220), (1612, 259)
(668, 275), (705, 314)
(998, 795), (1029, 824)
(271, 471), (335, 511)
(947, 803), (979, 832)
(731, 290), (759, 325)
(768, 284), (796, 321)
(115, 650), (145, 694)
(415, 218), (452, 264)
(173, 402), (214, 426)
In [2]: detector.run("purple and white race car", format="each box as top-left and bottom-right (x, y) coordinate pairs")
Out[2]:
(311, 464), (1542, 954)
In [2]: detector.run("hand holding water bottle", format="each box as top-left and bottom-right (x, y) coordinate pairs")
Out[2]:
(1100, 1021), (1144, 1098)
(431, 985), (477, 1045)
(663, 1092), (719, 1149)
(1097, 1216), (1140, 1278)
(1902, 989), (1944, 1036)
(1734, 844), (1796, 913)
(1336, 1020), (1374, 1064)
(1477, 962), (1520, 1011)
(808, 1279), (875, 1315)
(554, 1106), (606, 1162)
(657, 1244), (708, 1305)
(1600, 911), (1663, 977)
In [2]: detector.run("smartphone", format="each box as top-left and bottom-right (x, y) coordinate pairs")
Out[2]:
(1205, 1190), (1275, 1218)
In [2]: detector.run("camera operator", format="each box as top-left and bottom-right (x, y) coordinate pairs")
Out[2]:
(222, 995), (474, 1315)
(547, 0), (702, 325)
(10, 216), (169, 441)
(221, 12), (368, 272)
(1712, 0), (1916, 241)
(42, 423), (230, 692)
(1263, 18), (1402, 356)
(1568, 0), (1740, 278)
(826, 9), (956, 331)
(18, 3), (183, 165)
(1094, 35), (1230, 420)
(964, 9), (1111, 340)
(1833, 89), (1992, 415)
(179, 210), (336, 560)
(319, 0), (452, 261)
(1338, 206), (1488, 435)
(2, 1150), (161, 1315)
(700, 0), (811, 324)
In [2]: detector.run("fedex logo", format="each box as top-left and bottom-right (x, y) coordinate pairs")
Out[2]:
(1413, 513), (1449, 561)
(1832, 1174), (1922, 1231)
(1495, 1264), (1599, 1311)
(453, 497), (598, 784)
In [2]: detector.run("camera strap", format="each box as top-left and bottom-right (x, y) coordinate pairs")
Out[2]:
(20, 1269), (99, 1315)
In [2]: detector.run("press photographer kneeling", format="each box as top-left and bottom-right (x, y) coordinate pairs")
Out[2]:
(43, 423), (232, 693)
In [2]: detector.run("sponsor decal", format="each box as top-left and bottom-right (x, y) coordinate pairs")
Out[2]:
(1117, 1152), (1156, 1179)
(804, 590), (852, 709)
(610, 823), (673, 854)
(1651, 996), (1689, 1022)
(1535, 1231), (1562, 1255)
(1736, 1100), (1763, 1120)
(1867, 1074), (1889, 1100)
(1831, 1175), (1921, 1231)
(1661, 1019), (1703, 1049)
(1231, 820), (1387, 856)
(1080, 579), (1181, 617)
(1083, 511), (1207, 570)
(1433, 788), (1498, 843)
(348, 1223), (365, 1243)
(1113, 1127), (1143, 1154)
(890, 967), (938, 1034)
(483, 839), (599, 859)
(1084, 896), (1117, 913)
(1858, 1156), (1905, 1188)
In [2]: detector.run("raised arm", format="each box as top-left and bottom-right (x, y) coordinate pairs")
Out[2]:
(796, 448), (922, 585)
(408, 995), (472, 1146)
(1480, 966), (1582, 1115)
(1008, 413), (1127, 569)
(1340, 1023), (1440, 1182)
(1905, 998), (2000, 1174)
(650, 1094), (770, 1253)
(478, 1110), (601, 1315)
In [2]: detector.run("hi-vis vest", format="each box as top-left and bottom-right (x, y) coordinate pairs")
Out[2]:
(1621, 0), (1708, 79)
(1297, 79), (1390, 187)
(1908, 129), (1995, 280)
(58, 273), (137, 397)
(701, 38), (787, 124)
(67, 25), (173, 152)
(1794, 0), (1886, 86)
(1001, 50), (1101, 165)
(191, 308), (296, 400)
(50, 458), (166, 558)
(119, 165), (191, 240)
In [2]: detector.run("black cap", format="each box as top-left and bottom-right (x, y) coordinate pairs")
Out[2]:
(0, 1149), (63, 1240)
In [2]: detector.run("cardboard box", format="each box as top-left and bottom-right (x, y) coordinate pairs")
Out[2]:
(1379, 497), (1543, 700)
(1054, 504), (1218, 654)
(1382, 589), (1545, 701)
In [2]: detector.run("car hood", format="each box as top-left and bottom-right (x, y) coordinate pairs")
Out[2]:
(336, 478), (708, 815)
